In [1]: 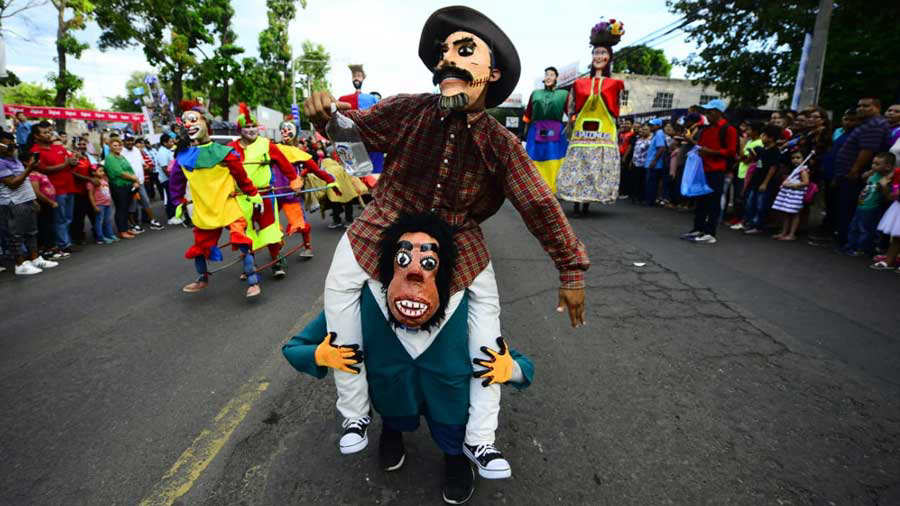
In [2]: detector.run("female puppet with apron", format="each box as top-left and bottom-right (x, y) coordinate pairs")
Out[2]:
(556, 18), (625, 216)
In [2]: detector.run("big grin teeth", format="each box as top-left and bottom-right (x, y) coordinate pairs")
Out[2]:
(395, 300), (428, 318)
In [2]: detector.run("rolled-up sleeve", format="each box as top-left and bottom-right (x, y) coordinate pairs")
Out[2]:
(282, 312), (330, 379)
(501, 133), (590, 289)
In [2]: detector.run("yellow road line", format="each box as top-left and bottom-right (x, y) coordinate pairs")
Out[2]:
(138, 379), (270, 506)
(138, 298), (323, 506)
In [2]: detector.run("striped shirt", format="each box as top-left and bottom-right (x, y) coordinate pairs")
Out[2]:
(834, 115), (889, 177)
(321, 93), (590, 293)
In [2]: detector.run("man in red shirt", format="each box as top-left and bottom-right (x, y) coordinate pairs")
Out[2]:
(681, 99), (737, 244)
(31, 121), (79, 252)
(70, 135), (100, 245)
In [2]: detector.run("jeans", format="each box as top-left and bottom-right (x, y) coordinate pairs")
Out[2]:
(693, 171), (725, 236)
(743, 188), (771, 229)
(0, 202), (38, 268)
(131, 183), (152, 224)
(846, 207), (881, 253)
(53, 193), (75, 248)
(645, 169), (668, 205)
(630, 165), (646, 203)
(382, 414), (466, 455)
(836, 176), (864, 247)
(37, 203), (55, 250)
(93, 205), (115, 240)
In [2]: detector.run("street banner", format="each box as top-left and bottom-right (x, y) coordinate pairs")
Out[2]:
(5, 104), (145, 123)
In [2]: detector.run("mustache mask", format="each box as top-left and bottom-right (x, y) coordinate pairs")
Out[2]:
(432, 65), (474, 86)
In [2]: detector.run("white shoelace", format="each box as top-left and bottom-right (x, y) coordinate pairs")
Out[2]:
(342, 416), (371, 431)
(471, 443), (500, 459)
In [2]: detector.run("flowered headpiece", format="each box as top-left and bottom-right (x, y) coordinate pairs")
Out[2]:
(590, 18), (624, 47)
(236, 102), (257, 127)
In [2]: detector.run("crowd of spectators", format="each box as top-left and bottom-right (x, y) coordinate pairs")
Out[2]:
(1, 115), (178, 276)
(617, 98), (900, 271)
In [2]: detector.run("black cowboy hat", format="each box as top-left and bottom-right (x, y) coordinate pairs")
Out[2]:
(418, 5), (521, 109)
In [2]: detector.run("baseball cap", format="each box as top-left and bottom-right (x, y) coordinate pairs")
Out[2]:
(648, 118), (663, 126)
(700, 99), (727, 112)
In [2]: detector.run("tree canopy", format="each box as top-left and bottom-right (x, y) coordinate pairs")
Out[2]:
(612, 45), (672, 77)
(2, 80), (96, 109)
(668, 0), (900, 110)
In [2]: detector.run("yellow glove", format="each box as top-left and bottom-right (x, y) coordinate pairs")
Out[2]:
(473, 337), (514, 387)
(290, 177), (304, 192)
(314, 332), (363, 374)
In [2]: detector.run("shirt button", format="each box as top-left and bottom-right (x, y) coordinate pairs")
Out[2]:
(430, 208), (436, 212)
(450, 133), (455, 139)
(443, 158), (448, 164)
(436, 183), (441, 189)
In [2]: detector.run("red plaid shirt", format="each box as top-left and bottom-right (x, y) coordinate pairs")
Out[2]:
(322, 93), (590, 293)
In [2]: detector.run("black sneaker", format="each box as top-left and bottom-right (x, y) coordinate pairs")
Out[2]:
(379, 428), (406, 471)
(463, 442), (510, 479)
(442, 454), (475, 505)
(149, 220), (165, 230)
(328, 220), (344, 230)
(130, 226), (146, 235)
(339, 416), (370, 454)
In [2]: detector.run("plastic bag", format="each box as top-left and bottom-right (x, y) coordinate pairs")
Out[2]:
(680, 146), (712, 197)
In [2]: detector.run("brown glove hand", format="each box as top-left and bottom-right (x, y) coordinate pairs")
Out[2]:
(472, 337), (514, 387)
(314, 332), (363, 374)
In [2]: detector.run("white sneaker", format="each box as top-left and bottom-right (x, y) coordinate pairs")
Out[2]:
(729, 222), (745, 230)
(692, 234), (718, 244)
(15, 261), (43, 275)
(31, 257), (59, 269)
(167, 216), (184, 225)
(339, 416), (370, 454)
(463, 442), (512, 479)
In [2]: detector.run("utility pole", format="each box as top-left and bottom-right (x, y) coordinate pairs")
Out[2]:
(290, 45), (296, 106)
(797, 0), (833, 108)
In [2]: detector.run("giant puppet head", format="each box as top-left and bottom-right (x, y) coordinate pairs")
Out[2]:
(235, 103), (259, 143)
(378, 213), (457, 331)
(348, 64), (366, 90)
(180, 100), (214, 145)
(418, 6), (521, 112)
(588, 18), (624, 78)
(280, 120), (298, 144)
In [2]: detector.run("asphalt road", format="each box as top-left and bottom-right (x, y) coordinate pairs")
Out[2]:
(2, 202), (899, 506)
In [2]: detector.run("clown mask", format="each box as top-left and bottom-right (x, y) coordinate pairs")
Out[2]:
(181, 110), (210, 144)
(240, 125), (259, 143)
(280, 122), (297, 143)
(387, 232), (441, 328)
(432, 31), (501, 111)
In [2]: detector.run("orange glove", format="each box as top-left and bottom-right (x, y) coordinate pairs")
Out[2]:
(472, 337), (514, 387)
(314, 332), (363, 374)
(290, 177), (304, 192)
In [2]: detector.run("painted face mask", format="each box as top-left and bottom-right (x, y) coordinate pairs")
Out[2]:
(386, 232), (441, 329)
(280, 122), (297, 142)
(240, 126), (259, 142)
(432, 31), (498, 111)
(181, 111), (209, 143)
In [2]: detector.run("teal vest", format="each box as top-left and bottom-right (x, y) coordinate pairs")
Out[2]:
(530, 88), (568, 122)
(360, 285), (471, 425)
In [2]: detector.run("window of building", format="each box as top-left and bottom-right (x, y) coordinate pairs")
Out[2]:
(620, 90), (629, 107)
(652, 92), (673, 109)
(699, 94), (719, 105)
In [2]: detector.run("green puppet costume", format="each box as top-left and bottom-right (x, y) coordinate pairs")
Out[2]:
(283, 284), (533, 425)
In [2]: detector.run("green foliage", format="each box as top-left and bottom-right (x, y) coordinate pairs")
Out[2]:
(93, 0), (219, 105)
(48, 0), (95, 115)
(613, 44), (672, 77)
(187, 0), (243, 118)
(0, 70), (22, 87)
(2, 81), (96, 109)
(668, 0), (900, 110)
(249, 0), (305, 112)
(292, 40), (330, 123)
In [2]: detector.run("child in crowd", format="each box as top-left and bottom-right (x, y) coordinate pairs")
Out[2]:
(0, 131), (59, 275)
(740, 124), (782, 235)
(870, 158), (900, 271)
(27, 153), (68, 259)
(843, 152), (894, 256)
(770, 150), (810, 241)
(87, 166), (117, 244)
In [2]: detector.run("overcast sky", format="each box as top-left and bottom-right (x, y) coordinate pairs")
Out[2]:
(4, 0), (698, 110)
